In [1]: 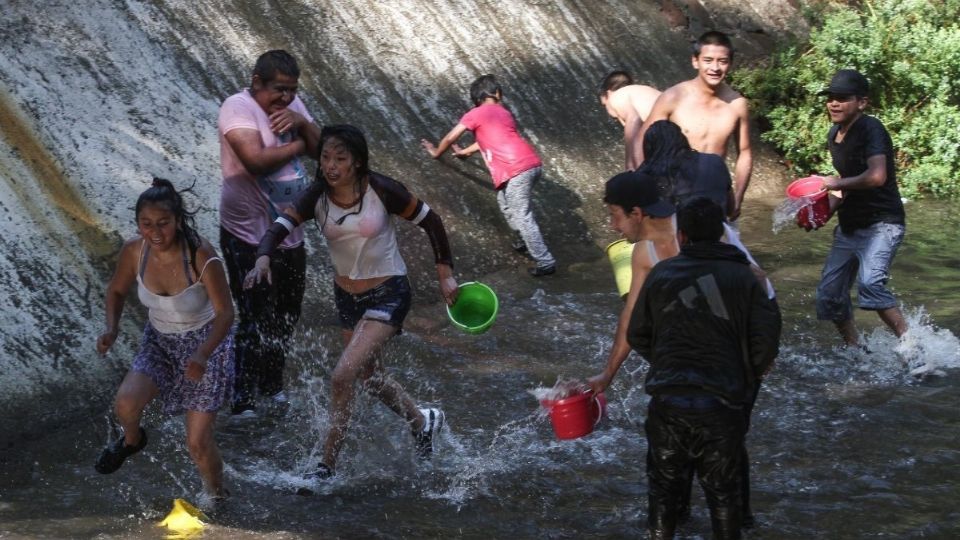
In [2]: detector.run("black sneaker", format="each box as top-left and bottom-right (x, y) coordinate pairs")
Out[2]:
(307, 462), (334, 480)
(297, 462), (334, 496)
(414, 408), (445, 460)
(528, 264), (556, 277)
(511, 238), (528, 254)
(231, 401), (256, 419)
(95, 427), (147, 474)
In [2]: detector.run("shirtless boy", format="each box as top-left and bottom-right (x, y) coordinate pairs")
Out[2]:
(640, 31), (752, 220)
(597, 71), (661, 170)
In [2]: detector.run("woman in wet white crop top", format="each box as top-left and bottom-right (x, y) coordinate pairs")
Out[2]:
(94, 178), (234, 502)
(245, 125), (458, 482)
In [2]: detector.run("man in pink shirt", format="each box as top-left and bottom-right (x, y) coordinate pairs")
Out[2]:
(218, 50), (321, 417)
(422, 74), (556, 276)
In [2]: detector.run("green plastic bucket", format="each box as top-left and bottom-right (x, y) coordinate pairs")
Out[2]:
(447, 282), (499, 334)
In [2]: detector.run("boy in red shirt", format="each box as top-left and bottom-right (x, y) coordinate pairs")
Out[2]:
(422, 75), (556, 276)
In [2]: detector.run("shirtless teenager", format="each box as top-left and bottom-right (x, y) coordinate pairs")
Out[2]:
(598, 71), (661, 171)
(639, 31), (752, 220)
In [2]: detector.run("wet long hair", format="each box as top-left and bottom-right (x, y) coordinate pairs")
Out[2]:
(637, 120), (698, 203)
(313, 124), (370, 232)
(135, 177), (201, 274)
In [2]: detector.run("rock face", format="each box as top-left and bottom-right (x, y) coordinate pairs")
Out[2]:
(0, 0), (805, 439)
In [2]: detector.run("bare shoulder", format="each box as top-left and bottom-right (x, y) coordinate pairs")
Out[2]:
(118, 236), (143, 258)
(630, 240), (653, 272)
(627, 84), (661, 97)
(114, 237), (144, 273)
(662, 81), (691, 100)
(720, 85), (748, 109)
(194, 238), (221, 265)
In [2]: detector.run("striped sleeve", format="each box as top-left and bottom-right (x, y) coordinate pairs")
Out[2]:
(370, 173), (454, 267)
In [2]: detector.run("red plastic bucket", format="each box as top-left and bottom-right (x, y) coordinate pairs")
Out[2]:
(542, 390), (606, 440)
(786, 176), (830, 229)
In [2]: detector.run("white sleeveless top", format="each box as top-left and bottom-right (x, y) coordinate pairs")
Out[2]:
(136, 241), (220, 334)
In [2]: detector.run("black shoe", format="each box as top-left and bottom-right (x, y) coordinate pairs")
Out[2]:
(297, 462), (334, 496)
(511, 238), (528, 254)
(95, 427), (147, 474)
(307, 462), (334, 480)
(528, 264), (556, 277)
(414, 407), (445, 460)
(230, 401), (256, 419)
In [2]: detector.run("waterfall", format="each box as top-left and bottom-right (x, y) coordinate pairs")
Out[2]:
(0, 0), (805, 438)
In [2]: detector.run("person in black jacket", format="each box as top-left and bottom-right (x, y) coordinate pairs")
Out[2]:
(627, 197), (781, 540)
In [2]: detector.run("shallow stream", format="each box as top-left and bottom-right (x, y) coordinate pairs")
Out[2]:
(2, 200), (959, 539)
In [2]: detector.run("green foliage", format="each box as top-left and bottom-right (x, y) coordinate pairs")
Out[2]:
(733, 0), (960, 198)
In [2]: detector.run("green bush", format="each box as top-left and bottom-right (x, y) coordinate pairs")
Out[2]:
(734, 0), (960, 198)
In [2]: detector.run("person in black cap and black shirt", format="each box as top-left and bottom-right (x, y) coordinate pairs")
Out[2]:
(813, 69), (908, 350)
(627, 197), (781, 540)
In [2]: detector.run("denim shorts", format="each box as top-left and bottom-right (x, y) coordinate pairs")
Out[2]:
(334, 275), (412, 331)
(816, 222), (904, 321)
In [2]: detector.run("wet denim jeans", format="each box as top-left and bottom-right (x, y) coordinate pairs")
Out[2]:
(816, 222), (905, 321)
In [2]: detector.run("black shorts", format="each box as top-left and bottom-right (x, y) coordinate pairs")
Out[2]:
(334, 275), (412, 331)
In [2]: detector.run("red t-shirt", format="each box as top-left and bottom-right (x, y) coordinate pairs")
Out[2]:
(459, 103), (541, 189)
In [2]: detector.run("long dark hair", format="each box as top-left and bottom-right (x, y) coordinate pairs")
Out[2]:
(638, 120), (698, 203)
(135, 177), (201, 274)
(313, 124), (370, 232)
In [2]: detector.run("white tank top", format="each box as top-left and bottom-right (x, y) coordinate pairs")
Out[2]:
(136, 241), (220, 333)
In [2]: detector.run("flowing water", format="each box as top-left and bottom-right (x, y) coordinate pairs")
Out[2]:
(2, 199), (959, 539)
(2, 1), (959, 538)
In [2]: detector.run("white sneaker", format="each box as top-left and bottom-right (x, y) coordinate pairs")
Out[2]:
(269, 391), (289, 405)
(414, 407), (445, 460)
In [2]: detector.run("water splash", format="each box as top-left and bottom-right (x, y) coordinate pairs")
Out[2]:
(528, 377), (588, 404)
(772, 197), (815, 234)
(886, 307), (959, 377)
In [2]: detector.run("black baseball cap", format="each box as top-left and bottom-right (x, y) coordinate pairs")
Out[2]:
(604, 170), (676, 217)
(818, 69), (869, 96)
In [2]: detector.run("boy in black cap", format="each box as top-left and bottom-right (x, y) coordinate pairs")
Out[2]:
(627, 197), (781, 540)
(589, 170), (680, 397)
(813, 69), (908, 352)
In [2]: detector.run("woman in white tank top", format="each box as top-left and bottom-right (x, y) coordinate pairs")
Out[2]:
(94, 178), (235, 503)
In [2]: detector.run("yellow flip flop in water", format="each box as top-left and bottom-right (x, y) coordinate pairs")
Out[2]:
(159, 498), (207, 538)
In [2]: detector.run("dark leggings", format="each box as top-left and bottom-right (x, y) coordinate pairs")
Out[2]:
(220, 227), (306, 404)
(645, 396), (746, 540)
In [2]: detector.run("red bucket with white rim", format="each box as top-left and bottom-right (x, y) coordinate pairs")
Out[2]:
(786, 176), (830, 229)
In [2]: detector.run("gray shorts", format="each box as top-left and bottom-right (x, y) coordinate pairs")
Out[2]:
(816, 222), (904, 321)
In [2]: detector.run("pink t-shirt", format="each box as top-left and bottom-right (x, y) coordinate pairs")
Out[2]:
(218, 89), (314, 248)
(459, 102), (541, 189)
